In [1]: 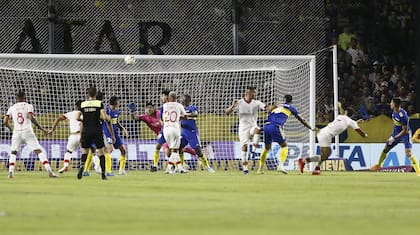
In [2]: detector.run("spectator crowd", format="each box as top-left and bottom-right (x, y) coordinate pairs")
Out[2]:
(319, 0), (416, 122)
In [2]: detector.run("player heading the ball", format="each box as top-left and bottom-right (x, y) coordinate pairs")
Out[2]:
(297, 108), (367, 175)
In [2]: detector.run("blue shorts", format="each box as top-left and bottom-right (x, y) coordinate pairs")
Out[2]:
(156, 130), (166, 145)
(263, 124), (286, 145)
(387, 134), (412, 149)
(104, 133), (124, 149)
(180, 129), (200, 149)
(113, 134), (124, 148)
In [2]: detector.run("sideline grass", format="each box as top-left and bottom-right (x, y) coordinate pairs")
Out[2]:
(1, 171), (419, 235)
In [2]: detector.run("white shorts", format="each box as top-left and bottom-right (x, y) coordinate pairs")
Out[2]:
(317, 127), (333, 148)
(163, 126), (181, 149)
(238, 125), (260, 146)
(11, 129), (42, 152)
(66, 133), (80, 152)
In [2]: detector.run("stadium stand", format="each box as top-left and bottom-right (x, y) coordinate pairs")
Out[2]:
(323, 0), (416, 121)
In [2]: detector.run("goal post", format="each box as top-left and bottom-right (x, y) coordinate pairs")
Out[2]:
(0, 54), (316, 172)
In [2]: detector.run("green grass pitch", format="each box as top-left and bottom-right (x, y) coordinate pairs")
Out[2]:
(1, 171), (419, 235)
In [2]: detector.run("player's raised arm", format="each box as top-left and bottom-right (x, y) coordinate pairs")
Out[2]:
(295, 114), (315, 131)
(128, 102), (139, 120)
(355, 119), (368, 137)
(225, 99), (238, 115)
(48, 114), (67, 134)
(355, 128), (368, 138)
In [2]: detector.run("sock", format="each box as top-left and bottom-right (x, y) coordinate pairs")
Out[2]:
(99, 155), (106, 175)
(168, 153), (175, 165)
(153, 150), (160, 167)
(63, 151), (71, 167)
(378, 152), (387, 166)
(172, 152), (182, 169)
(9, 154), (16, 172)
(84, 152), (93, 172)
(241, 151), (248, 171)
(167, 153), (177, 170)
(80, 154), (88, 170)
(38, 152), (52, 172)
(279, 147), (288, 163)
(92, 155), (100, 171)
(408, 155), (420, 174)
(105, 153), (112, 173)
(167, 154), (175, 171)
(252, 134), (260, 149)
(180, 153), (185, 165)
(119, 155), (126, 171)
(259, 148), (268, 169)
(199, 155), (210, 168)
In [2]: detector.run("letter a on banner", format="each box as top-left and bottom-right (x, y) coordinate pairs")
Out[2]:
(93, 20), (122, 54)
(14, 19), (43, 53)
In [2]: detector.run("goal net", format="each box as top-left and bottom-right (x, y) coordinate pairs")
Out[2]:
(0, 54), (316, 172)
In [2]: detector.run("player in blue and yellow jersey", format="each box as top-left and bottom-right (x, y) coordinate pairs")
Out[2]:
(103, 96), (129, 175)
(371, 98), (420, 175)
(179, 94), (215, 173)
(257, 95), (315, 174)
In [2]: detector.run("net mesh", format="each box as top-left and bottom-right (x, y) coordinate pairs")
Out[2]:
(0, 55), (314, 172)
(0, 0), (326, 55)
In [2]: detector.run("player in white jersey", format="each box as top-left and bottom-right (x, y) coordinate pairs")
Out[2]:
(3, 91), (57, 178)
(48, 100), (83, 174)
(162, 91), (187, 174)
(297, 108), (367, 175)
(225, 86), (265, 174)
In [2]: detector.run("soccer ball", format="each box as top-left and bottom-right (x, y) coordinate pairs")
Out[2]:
(124, 55), (136, 65)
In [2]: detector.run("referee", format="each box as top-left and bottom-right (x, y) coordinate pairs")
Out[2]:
(77, 87), (110, 180)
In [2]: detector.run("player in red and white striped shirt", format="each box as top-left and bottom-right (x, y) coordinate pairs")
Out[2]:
(3, 91), (57, 178)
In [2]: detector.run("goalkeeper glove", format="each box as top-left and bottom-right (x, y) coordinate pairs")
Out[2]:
(128, 102), (137, 113)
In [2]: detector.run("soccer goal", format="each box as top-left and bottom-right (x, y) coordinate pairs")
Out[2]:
(0, 54), (316, 172)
